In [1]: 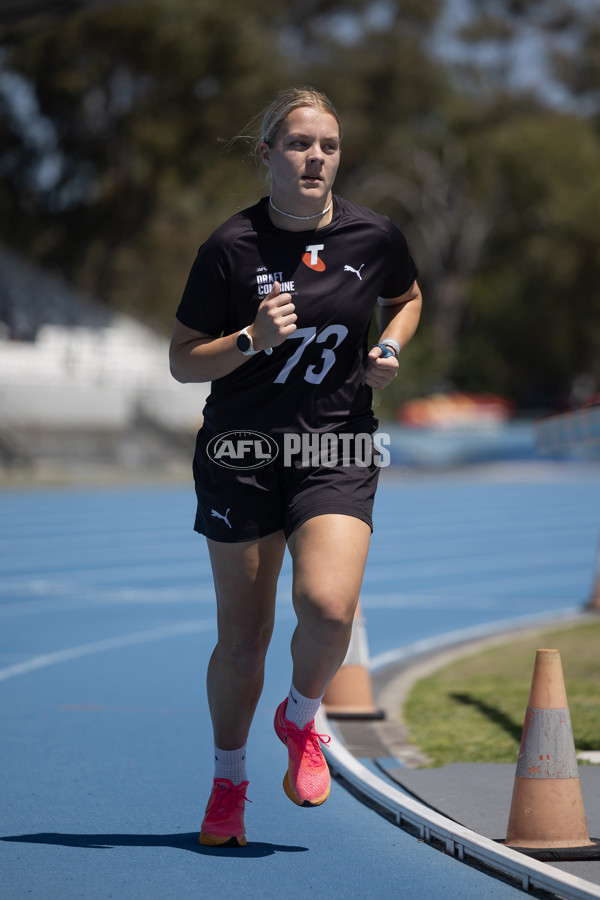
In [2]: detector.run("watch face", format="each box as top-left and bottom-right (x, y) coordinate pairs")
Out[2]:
(236, 331), (252, 353)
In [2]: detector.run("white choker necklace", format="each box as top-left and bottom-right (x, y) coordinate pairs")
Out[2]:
(269, 196), (333, 221)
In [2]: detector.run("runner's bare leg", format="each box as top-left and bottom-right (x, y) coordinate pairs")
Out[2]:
(206, 531), (286, 748)
(287, 514), (371, 699)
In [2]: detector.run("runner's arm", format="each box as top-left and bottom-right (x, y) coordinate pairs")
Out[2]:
(378, 280), (422, 350)
(365, 280), (422, 390)
(169, 282), (297, 384)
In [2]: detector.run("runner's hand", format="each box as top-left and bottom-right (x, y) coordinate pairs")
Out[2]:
(365, 344), (399, 389)
(249, 282), (297, 351)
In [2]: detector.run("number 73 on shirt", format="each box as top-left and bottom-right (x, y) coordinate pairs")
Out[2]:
(274, 325), (348, 385)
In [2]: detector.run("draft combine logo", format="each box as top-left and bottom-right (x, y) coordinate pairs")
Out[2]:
(207, 431), (279, 470)
(302, 243), (326, 272)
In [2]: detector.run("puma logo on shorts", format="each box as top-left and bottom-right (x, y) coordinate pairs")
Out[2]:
(211, 508), (232, 528)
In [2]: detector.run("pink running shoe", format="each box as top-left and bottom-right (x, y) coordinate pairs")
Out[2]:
(199, 778), (249, 847)
(274, 698), (331, 807)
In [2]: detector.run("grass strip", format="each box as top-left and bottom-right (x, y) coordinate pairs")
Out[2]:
(403, 620), (600, 768)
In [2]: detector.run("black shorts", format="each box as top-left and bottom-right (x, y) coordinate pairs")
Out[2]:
(192, 427), (381, 543)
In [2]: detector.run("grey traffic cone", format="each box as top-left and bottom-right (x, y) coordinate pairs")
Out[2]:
(505, 649), (600, 859)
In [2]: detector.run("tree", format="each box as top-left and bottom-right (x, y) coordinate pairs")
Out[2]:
(0, 0), (447, 327)
(441, 0), (596, 109)
(456, 110), (600, 408)
(1, 0), (599, 414)
(0, 0), (294, 321)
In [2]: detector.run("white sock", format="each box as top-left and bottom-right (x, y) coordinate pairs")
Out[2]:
(285, 683), (324, 730)
(213, 745), (248, 785)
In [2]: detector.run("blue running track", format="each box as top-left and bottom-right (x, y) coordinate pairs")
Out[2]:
(1, 464), (599, 899)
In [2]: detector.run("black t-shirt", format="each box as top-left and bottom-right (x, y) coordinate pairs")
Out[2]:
(176, 195), (417, 435)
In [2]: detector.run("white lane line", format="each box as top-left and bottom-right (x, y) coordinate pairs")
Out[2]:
(358, 593), (577, 611)
(0, 585), (218, 617)
(368, 606), (582, 671)
(0, 560), (213, 584)
(0, 618), (216, 684)
(366, 542), (595, 573)
(364, 566), (592, 596)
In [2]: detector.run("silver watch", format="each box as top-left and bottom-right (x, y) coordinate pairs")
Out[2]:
(235, 327), (273, 356)
(236, 327), (259, 356)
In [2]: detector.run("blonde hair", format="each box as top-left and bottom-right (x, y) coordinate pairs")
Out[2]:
(221, 87), (341, 176)
(258, 86), (342, 152)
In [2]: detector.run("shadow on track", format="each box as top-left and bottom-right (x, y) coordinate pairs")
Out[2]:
(1, 832), (308, 858)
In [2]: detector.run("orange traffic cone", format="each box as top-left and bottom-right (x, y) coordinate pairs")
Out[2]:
(323, 601), (384, 720)
(587, 536), (600, 612)
(505, 649), (599, 859)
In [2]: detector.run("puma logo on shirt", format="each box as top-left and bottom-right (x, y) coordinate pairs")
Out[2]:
(344, 263), (365, 280)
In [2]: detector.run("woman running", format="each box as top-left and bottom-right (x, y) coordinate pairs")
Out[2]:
(169, 86), (422, 846)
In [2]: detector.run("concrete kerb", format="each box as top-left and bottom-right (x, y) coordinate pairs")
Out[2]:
(319, 608), (600, 899)
(318, 707), (600, 900)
